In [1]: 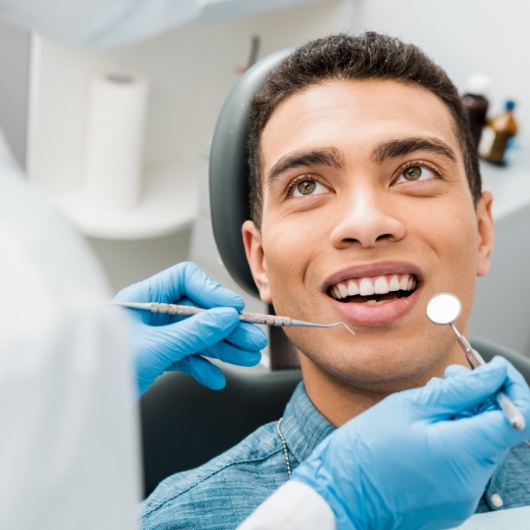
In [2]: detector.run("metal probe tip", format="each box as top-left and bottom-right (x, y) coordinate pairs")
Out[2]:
(289, 319), (356, 335)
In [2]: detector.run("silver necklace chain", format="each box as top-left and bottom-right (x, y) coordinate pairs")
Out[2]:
(276, 417), (292, 478)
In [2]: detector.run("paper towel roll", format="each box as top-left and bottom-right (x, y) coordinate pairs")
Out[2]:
(83, 69), (149, 210)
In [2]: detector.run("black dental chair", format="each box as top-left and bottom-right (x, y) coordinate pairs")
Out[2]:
(141, 49), (300, 499)
(139, 49), (530, 499)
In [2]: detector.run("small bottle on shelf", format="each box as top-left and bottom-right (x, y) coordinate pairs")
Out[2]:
(478, 100), (518, 166)
(462, 73), (491, 150)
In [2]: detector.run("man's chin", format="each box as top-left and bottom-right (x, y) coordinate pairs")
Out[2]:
(298, 347), (441, 394)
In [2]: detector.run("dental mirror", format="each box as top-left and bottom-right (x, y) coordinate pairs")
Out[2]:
(426, 292), (462, 326)
(425, 292), (525, 430)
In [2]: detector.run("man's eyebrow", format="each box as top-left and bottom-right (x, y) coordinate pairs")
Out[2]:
(370, 137), (458, 165)
(266, 147), (345, 184)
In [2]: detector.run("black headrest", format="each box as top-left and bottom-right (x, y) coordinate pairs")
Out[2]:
(209, 49), (291, 298)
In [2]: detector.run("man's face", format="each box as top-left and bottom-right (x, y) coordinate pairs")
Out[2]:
(243, 79), (494, 393)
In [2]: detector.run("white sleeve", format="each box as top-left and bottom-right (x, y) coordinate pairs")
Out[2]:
(0, 131), (140, 530)
(0, 0), (202, 47)
(238, 481), (337, 530)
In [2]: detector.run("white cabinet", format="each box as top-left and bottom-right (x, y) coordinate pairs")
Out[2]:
(480, 151), (530, 223)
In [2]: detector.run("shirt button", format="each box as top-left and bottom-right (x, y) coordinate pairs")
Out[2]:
(490, 493), (504, 508)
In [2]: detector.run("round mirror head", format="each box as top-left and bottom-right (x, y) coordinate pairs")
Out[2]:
(426, 292), (462, 325)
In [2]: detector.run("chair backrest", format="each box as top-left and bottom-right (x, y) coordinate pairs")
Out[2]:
(209, 48), (300, 369)
(209, 48), (290, 298)
(139, 366), (302, 499)
(471, 336), (530, 383)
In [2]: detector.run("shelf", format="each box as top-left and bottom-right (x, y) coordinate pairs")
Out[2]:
(480, 149), (530, 223)
(51, 165), (198, 240)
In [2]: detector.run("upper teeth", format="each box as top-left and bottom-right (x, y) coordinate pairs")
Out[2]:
(330, 274), (417, 300)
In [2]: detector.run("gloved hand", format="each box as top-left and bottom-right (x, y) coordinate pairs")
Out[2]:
(113, 262), (268, 397)
(292, 357), (530, 530)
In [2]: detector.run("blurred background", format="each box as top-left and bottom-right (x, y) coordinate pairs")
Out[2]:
(1, 0), (528, 355)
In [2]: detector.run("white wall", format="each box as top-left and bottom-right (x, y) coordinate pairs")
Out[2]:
(350, 0), (529, 147)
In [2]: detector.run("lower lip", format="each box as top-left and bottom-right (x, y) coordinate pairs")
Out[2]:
(328, 286), (421, 326)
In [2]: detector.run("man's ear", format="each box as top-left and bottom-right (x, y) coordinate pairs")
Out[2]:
(476, 191), (494, 277)
(242, 220), (272, 303)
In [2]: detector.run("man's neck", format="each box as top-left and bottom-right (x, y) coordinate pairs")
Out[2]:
(298, 354), (444, 427)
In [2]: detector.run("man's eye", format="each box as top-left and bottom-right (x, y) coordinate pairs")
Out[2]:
(396, 165), (437, 184)
(290, 178), (328, 197)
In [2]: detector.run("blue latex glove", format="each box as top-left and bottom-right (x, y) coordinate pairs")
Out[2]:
(113, 262), (268, 397)
(292, 357), (530, 530)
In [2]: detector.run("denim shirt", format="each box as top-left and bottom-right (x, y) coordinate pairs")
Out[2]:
(141, 382), (530, 529)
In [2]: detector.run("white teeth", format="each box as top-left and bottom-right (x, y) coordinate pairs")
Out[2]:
(374, 276), (390, 294)
(338, 283), (349, 298)
(330, 273), (418, 301)
(347, 281), (359, 296)
(366, 299), (385, 306)
(359, 278), (375, 296)
(389, 275), (400, 291)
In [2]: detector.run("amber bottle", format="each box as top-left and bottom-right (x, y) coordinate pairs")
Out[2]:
(479, 100), (518, 165)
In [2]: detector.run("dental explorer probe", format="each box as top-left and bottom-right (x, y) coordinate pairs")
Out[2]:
(111, 301), (356, 335)
(426, 292), (525, 430)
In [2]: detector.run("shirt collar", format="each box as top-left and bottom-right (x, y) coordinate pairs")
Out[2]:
(281, 382), (335, 465)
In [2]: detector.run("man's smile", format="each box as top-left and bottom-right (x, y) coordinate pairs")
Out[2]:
(322, 262), (423, 326)
(328, 273), (417, 304)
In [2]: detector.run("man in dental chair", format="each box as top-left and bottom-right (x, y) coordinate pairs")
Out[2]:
(141, 32), (530, 530)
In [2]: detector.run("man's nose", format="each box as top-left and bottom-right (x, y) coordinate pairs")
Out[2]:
(329, 188), (406, 249)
